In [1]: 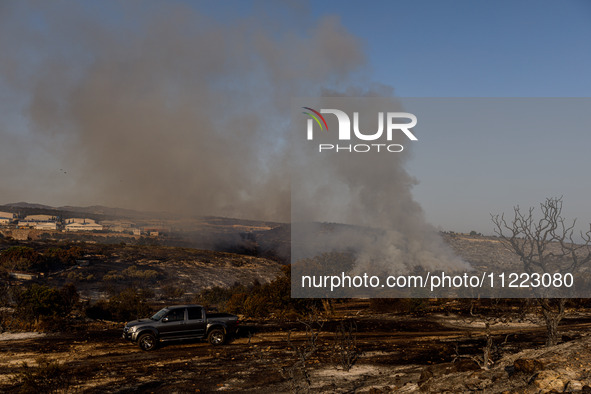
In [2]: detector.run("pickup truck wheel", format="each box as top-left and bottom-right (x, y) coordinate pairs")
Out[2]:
(138, 333), (157, 351)
(208, 328), (226, 346)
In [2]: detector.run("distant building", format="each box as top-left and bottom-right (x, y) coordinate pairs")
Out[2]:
(0, 211), (14, 219)
(17, 220), (36, 228)
(0, 211), (15, 226)
(34, 222), (57, 230)
(65, 218), (96, 224)
(65, 220), (103, 231)
(25, 214), (55, 221)
(144, 228), (161, 236)
(18, 214), (58, 230)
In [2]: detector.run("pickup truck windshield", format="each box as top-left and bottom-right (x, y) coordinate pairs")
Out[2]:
(151, 308), (168, 321)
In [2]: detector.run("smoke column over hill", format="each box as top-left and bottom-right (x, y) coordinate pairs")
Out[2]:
(0, 1), (466, 274)
(290, 95), (469, 280)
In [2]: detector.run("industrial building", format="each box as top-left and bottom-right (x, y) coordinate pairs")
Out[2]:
(65, 218), (103, 231)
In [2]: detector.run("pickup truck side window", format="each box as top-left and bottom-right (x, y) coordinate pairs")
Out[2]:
(187, 307), (203, 320)
(165, 308), (185, 322)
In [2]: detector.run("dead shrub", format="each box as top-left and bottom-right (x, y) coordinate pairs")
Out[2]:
(280, 313), (325, 393)
(332, 320), (359, 371)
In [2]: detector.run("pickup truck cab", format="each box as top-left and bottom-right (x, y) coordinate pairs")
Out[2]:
(122, 304), (239, 351)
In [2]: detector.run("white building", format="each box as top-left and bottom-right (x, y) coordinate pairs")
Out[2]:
(0, 211), (14, 219)
(18, 220), (58, 229)
(18, 214), (58, 230)
(65, 221), (103, 231)
(25, 214), (55, 221)
(65, 218), (97, 224)
(17, 220), (36, 228)
(0, 217), (10, 225)
(34, 222), (57, 230)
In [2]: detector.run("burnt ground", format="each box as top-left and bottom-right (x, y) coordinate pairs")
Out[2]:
(2, 307), (591, 393)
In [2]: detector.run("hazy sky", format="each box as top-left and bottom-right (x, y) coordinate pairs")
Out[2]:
(1, 1), (590, 235)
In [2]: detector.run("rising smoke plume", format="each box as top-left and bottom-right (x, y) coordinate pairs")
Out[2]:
(0, 1), (467, 275)
(0, 1), (364, 220)
(290, 94), (469, 281)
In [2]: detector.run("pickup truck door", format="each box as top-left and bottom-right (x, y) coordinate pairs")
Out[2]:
(185, 306), (206, 337)
(158, 308), (187, 339)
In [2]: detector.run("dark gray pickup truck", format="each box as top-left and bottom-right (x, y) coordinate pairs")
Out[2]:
(122, 304), (239, 351)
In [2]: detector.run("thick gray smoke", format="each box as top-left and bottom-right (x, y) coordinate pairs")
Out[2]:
(290, 94), (469, 281)
(0, 1), (364, 220)
(1, 2), (466, 276)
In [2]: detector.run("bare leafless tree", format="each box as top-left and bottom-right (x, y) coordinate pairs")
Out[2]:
(491, 196), (591, 346)
(281, 313), (324, 393)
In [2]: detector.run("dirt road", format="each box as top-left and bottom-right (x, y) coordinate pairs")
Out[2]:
(3, 313), (590, 392)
